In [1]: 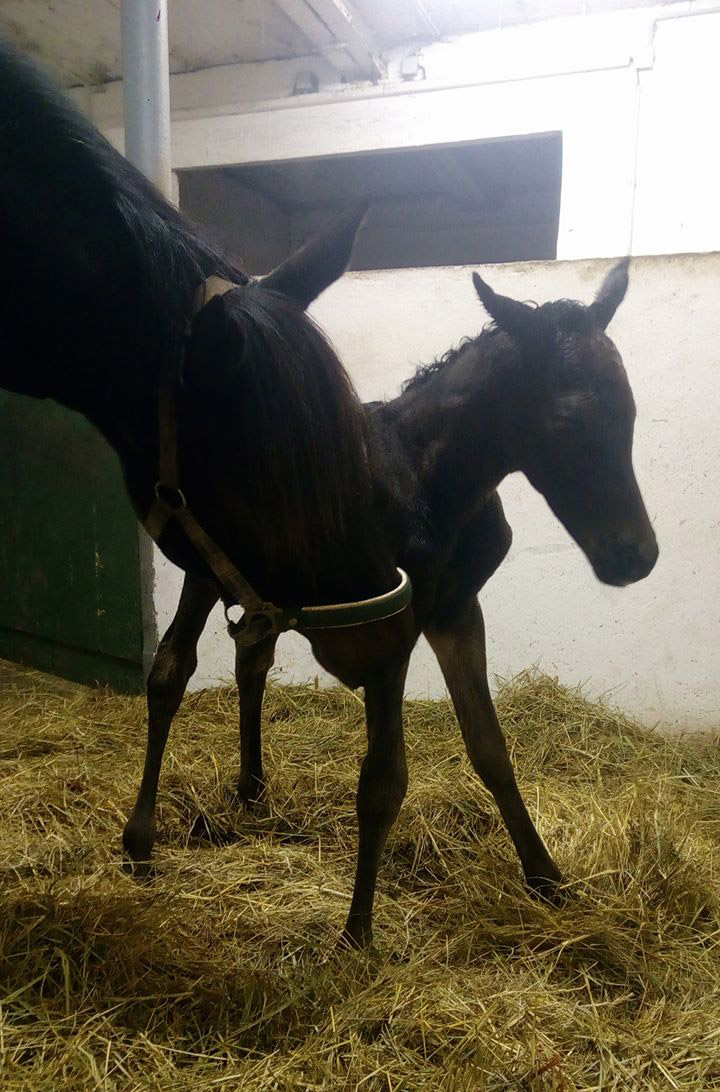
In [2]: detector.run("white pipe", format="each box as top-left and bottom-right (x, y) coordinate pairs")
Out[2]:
(120, 2), (173, 676)
(121, 0), (172, 199)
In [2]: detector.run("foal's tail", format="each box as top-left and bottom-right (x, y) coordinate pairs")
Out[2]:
(184, 285), (382, 584)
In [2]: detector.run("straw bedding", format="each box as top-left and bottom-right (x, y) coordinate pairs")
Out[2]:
(0, 661), (719, 1090)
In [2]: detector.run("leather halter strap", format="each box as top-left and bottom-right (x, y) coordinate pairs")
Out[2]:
(143, 275), (412, 646)
(143, 277), (239, 556)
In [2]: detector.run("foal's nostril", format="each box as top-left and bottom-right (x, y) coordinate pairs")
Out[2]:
(617, 536), (658, 580)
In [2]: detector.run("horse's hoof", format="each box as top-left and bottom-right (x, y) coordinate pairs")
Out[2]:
(234, 773), (266, 810)
(122, 819), (155, 880)
(122, 855), (153, 882)
(526, 869), (567, 905)
(339, 918), (373, 951)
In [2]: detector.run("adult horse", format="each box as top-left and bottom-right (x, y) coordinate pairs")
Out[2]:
(136, 259), (658, 947)
(0, 40), (416, 936)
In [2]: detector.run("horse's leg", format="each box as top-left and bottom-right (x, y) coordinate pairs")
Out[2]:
(123, 573), (219, 875)
(425, 601), (563, 896)
(234, 634), (277, 806)
(343, 659), (410, 949)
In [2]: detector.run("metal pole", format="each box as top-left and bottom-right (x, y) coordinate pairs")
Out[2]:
(121, 0), (172, 199)
(121, 1), (173, 676)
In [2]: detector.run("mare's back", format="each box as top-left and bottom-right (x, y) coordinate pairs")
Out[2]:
(0, 40), (234, 393)
(0, 43), (150, 372)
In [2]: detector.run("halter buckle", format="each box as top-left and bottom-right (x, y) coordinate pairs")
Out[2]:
(225, 602), (287, 646)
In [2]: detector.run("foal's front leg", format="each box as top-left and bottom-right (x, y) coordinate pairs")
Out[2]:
(425, 601), (562, 897)
(123, 572), (219, 875)
(234, 634), (278, 805)
(343, 659), (410, 949)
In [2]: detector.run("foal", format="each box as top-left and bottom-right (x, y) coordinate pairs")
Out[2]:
(130, 259), (657, 947)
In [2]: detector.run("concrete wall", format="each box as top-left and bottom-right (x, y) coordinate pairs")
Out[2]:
(633, 13), (720, 256)
(152, 253), (720, 733)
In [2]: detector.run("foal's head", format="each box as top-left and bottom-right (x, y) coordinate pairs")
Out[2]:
(473, 261), (658, 587)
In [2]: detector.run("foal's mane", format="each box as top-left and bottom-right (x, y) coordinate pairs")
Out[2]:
(402, 334), (483, 393)
(401, 297), (595, 393)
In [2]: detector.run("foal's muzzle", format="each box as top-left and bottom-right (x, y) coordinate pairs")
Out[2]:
(592, 532), (659, 587)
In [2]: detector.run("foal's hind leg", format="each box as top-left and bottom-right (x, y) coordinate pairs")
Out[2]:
(234, 634), (277, 806)
(123, 573), (219, 876)
(425, 601), (562, 897)
(343, 659), (410, 949)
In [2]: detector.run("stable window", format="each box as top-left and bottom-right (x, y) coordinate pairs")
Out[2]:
(179, 133), (562, 275)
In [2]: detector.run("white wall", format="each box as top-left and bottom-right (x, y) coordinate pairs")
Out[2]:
(153, 253), (720, 734)
(632, 13), (720, 255)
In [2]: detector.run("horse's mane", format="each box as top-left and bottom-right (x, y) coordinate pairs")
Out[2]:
(401, 335), (482, 392)
(0, 39), (244, 345)
(185, 287), (377, 572)
(401, 297), (595, 394)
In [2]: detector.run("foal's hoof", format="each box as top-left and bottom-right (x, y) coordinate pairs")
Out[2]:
(234, 773), (266, 810)
(122, 820), (155, 881)
(526, 868), (567, 905)
(339, 917), (373, 951)
(122, 856), (154, 882)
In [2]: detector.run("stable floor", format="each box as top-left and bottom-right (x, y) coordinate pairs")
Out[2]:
(0, 659), (719, 1091)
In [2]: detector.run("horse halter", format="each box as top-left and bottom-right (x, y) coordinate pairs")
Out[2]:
(143, 276), (412, 646)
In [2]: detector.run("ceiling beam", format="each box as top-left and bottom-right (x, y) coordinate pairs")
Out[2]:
(273, 0), (385, 82)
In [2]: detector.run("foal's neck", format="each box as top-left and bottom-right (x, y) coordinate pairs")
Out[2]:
(393, 331), (521, 519)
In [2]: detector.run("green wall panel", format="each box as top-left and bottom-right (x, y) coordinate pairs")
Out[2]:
(0, 392), (144, 692)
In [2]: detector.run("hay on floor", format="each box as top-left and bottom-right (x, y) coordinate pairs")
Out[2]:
(0, 663), (719, 1091)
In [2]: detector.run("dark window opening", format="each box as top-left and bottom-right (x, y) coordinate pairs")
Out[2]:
(179, 133), (562, 275)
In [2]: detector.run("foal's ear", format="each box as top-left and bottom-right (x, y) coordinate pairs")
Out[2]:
(262, 197), (370, 308)
(588, 256), (629, 330)
(472, 271), (538, 344)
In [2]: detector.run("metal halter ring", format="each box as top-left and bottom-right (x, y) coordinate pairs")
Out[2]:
(225, 603), (287, 646)
(154, 481), (187, 510)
